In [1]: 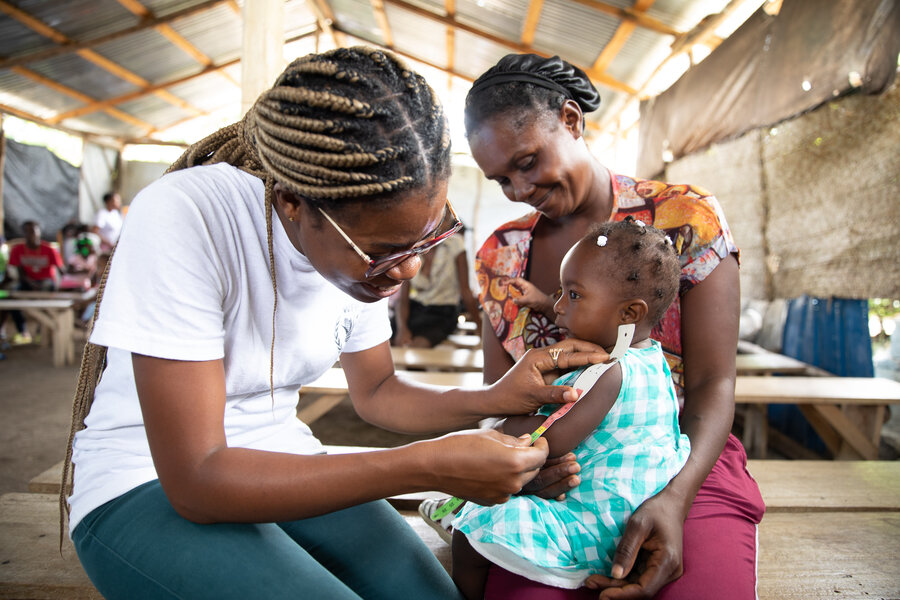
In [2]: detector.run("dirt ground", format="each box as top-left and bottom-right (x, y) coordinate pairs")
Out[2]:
(0, 332), (430, 497)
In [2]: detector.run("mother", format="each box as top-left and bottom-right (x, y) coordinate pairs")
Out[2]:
(465, 54), (765, 599)
(60, 47), (605, 600)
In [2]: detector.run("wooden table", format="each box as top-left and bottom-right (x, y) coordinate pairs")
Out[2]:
(735, 376), (900, 459)
(389, 348), (810, 376)
(390, 347), (484, 372)
(302, 369), (900, 460)
(735, 352), (812, 375)
(0, 298), (75, 366)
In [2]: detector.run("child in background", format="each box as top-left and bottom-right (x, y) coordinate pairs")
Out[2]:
(451, 218), (691, 598)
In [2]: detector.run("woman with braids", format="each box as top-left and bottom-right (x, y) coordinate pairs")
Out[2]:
(61, 47), (606, 600)
(425, 53), (765, 599)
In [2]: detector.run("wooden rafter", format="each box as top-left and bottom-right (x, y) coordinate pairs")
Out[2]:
(382, 0), (636, 94)
(10, 66), (154, 132)
(567, 0), (681, 37)
(307, 0), (347, 48)
(592, 0), (656, 73)
(0, 0), (229, 70)
(445, 0), (455, 87)
(370, 0), (394, 48)
(112, 0), (239, 92)
(0, 103), (123, 147)
(521, 0), (544, 46)
(596, 0), (754, 136)
(45, 27), (316, 127)
(48, 58), (240, 124)
(1, 0), (205, 123)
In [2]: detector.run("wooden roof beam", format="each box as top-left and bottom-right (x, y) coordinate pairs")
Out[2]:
(596, 0), (757, 135)
(48, 58), (241, 124)
(0, 0), (229, 70)
(3, 1), (205, 119)
(308, 0), (347, 48)
(592, 0), (657, 73)
(370, 0), (394, 48)
(444, 0), (455, 88)
(567, 0), (681, 37)
(10, 66), (154, 132)
(0, 103), (123, 148)
(115, 0), (214, 67)
(381, 0), (635, 94)
(521, 0), (544, 46)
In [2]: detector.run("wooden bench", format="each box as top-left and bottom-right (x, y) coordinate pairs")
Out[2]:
(0, 299), (75, 367)
(30, 445), (900, 514)
(5, 491), (899, 600)
(388, 347), (810, 375)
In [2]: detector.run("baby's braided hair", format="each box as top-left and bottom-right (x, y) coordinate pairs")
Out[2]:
(60, 47), (451, 545)
(584, 217), (681, 327)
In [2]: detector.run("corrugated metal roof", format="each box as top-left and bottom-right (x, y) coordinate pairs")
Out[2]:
(0, 0), (755, 146)
(388, 4), (450, 68)
(19, 0), (137, 41)
(94, 28), (201, 84)
(331, 0), (385, 44)
(168, 71), (241, 114)
(0, 69), (85, 117)
(169, 3), (243, 63)
(29, 52), (140, 99)
(455, 0), (528, 43)
(533, 0), (621, 69)
(0, 12), (56, 57)
(118, 93), (194, 129)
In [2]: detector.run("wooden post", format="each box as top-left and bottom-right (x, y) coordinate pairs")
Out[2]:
(0, 114), (6, 236)
(241, 0), (285, 115)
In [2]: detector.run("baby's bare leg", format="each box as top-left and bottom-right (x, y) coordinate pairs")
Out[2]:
(451, 529), (491, 600)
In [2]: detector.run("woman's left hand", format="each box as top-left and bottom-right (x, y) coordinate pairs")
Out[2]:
(583, 489), (687, 599)
(489, 339), (608, 416)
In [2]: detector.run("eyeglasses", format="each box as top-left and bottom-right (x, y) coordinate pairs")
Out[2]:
(318, 199), (463, 278)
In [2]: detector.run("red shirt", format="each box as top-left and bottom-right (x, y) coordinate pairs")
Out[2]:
(8, 242), (63, 282)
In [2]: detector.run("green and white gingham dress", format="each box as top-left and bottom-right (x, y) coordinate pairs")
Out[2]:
(453, 341), (691, 589)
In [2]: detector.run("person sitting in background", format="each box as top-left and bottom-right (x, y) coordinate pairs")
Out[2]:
(92, 191), (124, 252)
(1, 221), (64, 343)
(60, 224), (101, 291)
(393, 229), (481, 347)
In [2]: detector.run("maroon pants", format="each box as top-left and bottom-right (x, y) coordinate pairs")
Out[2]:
(483, 434), (766, 600)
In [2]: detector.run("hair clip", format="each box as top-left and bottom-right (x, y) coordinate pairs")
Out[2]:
(596, 235), (608, 247)
(664, 235), (674, 246)
(634, 219), (646, 227)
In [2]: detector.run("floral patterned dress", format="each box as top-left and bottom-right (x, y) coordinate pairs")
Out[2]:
(474, 173), (739, 398)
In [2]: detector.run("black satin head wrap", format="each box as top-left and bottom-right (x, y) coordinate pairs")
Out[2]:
(467, 54), (601, 115)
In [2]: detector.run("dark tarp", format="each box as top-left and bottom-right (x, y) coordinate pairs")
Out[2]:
(637, 0), (900, 178)
(2, 138), (79, 241)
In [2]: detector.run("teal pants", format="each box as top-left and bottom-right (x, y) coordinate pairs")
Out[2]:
(73, 480), (462, 600)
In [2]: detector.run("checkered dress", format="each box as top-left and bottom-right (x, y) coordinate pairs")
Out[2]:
(453, 342), (691, 589)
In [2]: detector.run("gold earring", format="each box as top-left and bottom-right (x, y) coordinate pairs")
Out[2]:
(288, 216), (294, 222)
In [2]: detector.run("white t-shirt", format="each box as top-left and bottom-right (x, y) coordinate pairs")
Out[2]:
(93, 206), (123, 245)
(69, 164), (391, 533)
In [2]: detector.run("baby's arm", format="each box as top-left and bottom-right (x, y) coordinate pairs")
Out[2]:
(499, 363), (623, 458)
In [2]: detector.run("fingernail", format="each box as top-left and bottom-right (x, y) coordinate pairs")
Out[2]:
(611, 565), (624, 579)
(568, 463), (580, 474)
(568, 476), (580, 487)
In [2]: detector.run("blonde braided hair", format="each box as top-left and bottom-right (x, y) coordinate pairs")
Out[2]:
(60, 46), (451, 545)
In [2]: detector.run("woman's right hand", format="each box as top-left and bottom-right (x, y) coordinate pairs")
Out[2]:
(423, 429), (550, 505)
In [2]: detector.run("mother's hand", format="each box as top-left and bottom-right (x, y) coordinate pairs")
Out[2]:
(584, 489), (686, 599)
(489, 339), (608, 417)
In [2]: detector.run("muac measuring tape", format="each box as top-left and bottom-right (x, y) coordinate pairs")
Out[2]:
(431, 324), (635, 522)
